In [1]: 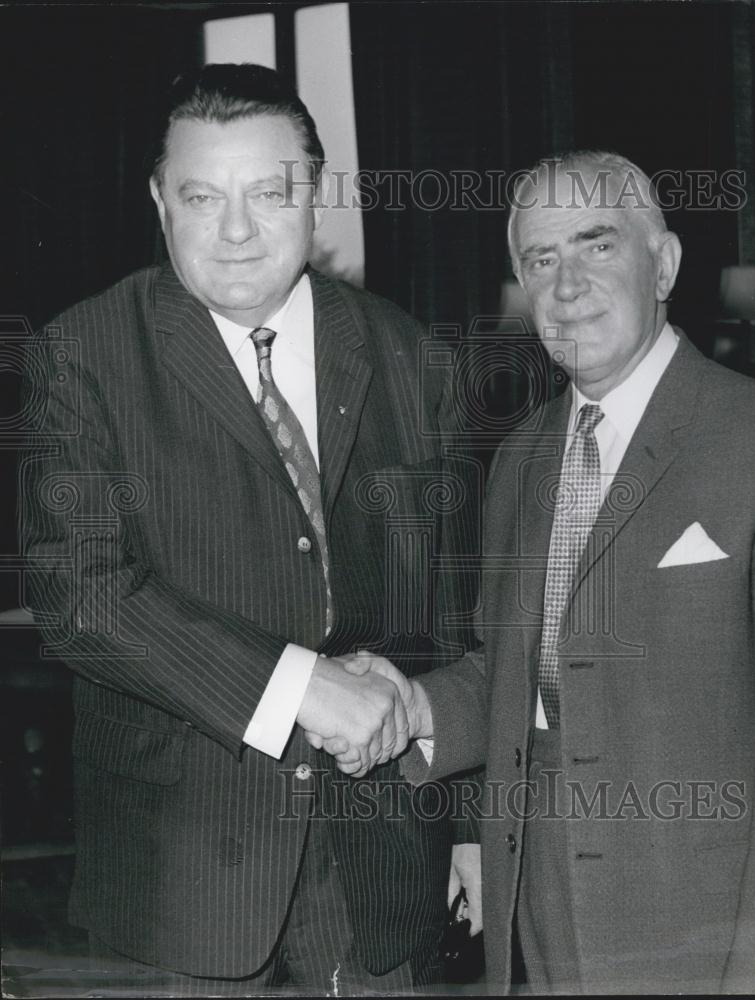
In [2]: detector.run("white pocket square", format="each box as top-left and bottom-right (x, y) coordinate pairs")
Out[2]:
(657, 521), (729, 568)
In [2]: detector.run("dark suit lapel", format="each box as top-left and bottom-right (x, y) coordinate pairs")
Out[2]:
(519, 390), (572, 667)
(571, 332), (702, 597)
(309, 270), (373, 519)
(154, 264), (295, 492)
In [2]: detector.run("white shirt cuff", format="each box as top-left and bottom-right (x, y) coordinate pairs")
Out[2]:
(243, 644), (318, 758)
(416, 737), (434, 764)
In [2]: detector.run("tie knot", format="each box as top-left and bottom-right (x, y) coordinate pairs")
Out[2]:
(251, 327), (277, 380)
(251, 326), (277, 356)
(576, 403), (603, 436)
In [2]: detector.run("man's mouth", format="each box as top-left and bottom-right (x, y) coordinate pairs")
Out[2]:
(550, 311), (605, 328)
(215, 257), (264, 265)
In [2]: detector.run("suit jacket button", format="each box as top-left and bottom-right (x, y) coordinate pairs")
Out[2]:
(514, 747), (522, 767)
(297, 536), (312, 553)
(295, 763), (312, 781)
(506, 833), (517, 853)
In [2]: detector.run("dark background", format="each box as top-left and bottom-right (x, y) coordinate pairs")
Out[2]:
(3, 1), (754, 614)
(2, 0), (754, 979)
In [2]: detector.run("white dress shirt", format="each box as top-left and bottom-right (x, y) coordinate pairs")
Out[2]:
(535, 322), (680, 728)
(212, 273), (319, 463)
(210, 275), (321, 758)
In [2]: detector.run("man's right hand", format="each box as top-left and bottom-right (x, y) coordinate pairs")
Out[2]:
(297, 656), (410, 777)
(346, 652), (433, 741)
(304, 652), (434, 774)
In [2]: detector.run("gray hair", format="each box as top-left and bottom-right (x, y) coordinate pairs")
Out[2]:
(507, 150), (668, 275)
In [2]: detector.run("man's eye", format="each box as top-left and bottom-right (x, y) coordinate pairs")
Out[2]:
(592, 242), (611, 253)
(257, 190), (284, 202)
(531, 257), (553, 270)
(187, 194), (214, 206)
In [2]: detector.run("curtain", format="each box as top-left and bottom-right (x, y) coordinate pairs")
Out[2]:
(349, 2), (575, 464)
(349, 2), (509, 330)
(3, 6), (204, 610)
(5, 7), (206, 332)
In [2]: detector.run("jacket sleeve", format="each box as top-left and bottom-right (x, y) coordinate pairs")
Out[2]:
(722, 824), (755, 990)
(401, 438), (516, 787)
(426, 345), (487, 839)
(402, 647), (488, 787)
(19, 328), (290, 758)
(721, 543), (755, 991)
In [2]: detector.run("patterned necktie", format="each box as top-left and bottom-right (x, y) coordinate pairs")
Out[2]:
(538, 403), (604, 727)
(251, 327), (332, 630)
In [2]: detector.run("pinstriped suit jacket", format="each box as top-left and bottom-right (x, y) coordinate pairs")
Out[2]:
(19, 264), (480, 978)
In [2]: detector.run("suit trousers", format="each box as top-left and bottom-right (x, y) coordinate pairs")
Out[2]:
(516, 728), (582, 994)
(90, 817), (424, 996)
(270, 817), (421, 994)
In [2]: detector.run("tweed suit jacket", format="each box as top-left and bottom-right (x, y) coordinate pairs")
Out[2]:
(408, 332), (755, 994)
(19, 264), (480, 978)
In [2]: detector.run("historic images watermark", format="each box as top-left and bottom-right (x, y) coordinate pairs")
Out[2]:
(9, 320), (151, 656)
(280, 160), (748, 212)
(8, 314), (660, 663)
(278, 770), (748, 824)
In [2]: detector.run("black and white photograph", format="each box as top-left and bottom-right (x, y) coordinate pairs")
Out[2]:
(2, 1), (754, 996)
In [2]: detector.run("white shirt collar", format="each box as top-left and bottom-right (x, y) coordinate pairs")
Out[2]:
(206, 272), (318, 464)
(210, 272), (312, 358)
(571, 322), (679, 444)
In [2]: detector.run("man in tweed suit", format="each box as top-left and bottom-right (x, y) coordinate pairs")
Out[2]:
(334, 152), (755, 993)
(19, 64), (479, 992)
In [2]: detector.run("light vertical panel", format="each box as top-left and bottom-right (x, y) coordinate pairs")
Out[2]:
(203, 14), (276, 68)
(295, 4), (365, 287)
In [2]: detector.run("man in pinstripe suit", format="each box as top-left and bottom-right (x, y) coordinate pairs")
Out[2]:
(20, 64), (480, 993)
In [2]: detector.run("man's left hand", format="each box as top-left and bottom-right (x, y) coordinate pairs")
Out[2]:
(448, 842), (482, 935)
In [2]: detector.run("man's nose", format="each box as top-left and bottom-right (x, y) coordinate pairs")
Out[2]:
(218, 198), (259, 243)
(553, 259), (589, 301)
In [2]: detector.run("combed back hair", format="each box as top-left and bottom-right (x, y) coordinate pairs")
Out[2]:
(507, 150), (668, 274)
(151, 63), (325, 186)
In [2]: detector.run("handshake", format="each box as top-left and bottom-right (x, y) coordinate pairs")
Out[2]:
(296, 652), (432, 777)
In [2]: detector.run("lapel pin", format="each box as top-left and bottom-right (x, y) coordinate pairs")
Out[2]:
(338, 406), (346, 415)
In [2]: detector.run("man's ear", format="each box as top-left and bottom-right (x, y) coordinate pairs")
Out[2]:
(655, 231), (682, 302)
(313, 166), (331, 231)
(149, 176), (167, 230)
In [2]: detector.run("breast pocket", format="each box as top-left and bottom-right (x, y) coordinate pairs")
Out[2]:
(653, 554), (746, 610)
(72, 710), (186, 786)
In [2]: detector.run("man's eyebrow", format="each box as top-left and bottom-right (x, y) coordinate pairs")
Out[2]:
(568, 224), (619, 244)
(519, 223), (621, 261)
(177, 176), (289, 196)
(519, 242), (557, 261)
(246, 175), (288, 189)
(177, 179), (224, 195)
